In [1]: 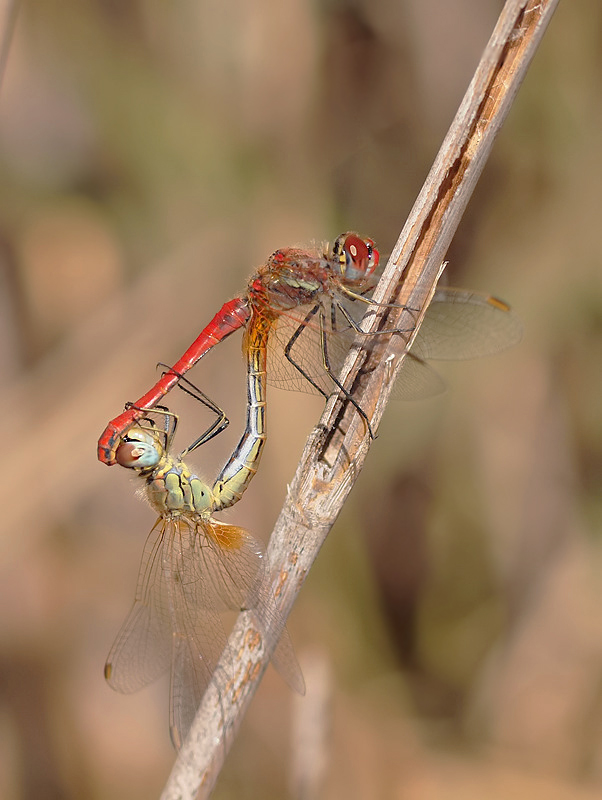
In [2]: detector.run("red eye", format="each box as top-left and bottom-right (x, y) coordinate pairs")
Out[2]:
(343, 234), (379, 281)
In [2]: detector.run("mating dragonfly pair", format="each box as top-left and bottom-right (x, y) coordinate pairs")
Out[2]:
(99, 232), (521, 749)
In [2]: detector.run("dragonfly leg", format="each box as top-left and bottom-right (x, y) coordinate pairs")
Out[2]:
(334, 299), (417, 337)
(284, 306), (329, 401)
(283, 305), (375, 438)
(318, 308), (375, 439)
(156, 363), (230, 454)
(123, 402), (179, 452)
(339, 284), (406, 309)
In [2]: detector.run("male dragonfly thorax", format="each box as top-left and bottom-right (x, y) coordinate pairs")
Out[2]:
(250, 232), (380, 314)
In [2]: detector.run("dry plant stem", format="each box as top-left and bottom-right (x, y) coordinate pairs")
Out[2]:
(161, 1), (559, 798)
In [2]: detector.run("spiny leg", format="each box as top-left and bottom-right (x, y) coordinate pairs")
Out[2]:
(318, 307), (375, 439)
(334, 299), (417, 337)
(283, 304), (375, 439)
(284, 305), (330, 399)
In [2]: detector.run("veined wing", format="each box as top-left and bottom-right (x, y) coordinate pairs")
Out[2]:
(105, 518), (173, 693)
(194, 518), (305, 696)
(168, 517), (305, 747)
(265, 288), (521, 402)
(382, 288), (522, 398)
(107, 513), (303, 749)
(190, 518), (265, 610)
(165, 517), (233, 749)
(264, 299), (444, 400)
(105, 516), (235, 748)
(263, 299), (435, 396)
(264, 302), (343, 396)
(263, 297), (444, 400)
(251, 581), (306, 696)
(410, 287), (523, 360)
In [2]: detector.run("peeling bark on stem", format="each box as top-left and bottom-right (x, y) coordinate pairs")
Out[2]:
(160, 1), (560, 797)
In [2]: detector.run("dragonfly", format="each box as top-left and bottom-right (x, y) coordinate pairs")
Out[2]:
(105, 406), (304, 750)
(98, 230), (522, 499)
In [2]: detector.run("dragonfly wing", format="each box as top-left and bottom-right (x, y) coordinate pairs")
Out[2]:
(391, 352), (446, 400)
(105, 519), (173, 693)
(266, 299), (446, 403)
(166, 518), (233, 749)
(201, 518), (306, 694)
(169, 632), (205, 750)
(195, 519), (267, 610)
(266, 306), (336, 396)
(265, 289), (520, 398)
(267, 298), (393, 397)
(411, 287), (523, 361)
(168, 617), (231, 749)
(264, 620), (306, 695)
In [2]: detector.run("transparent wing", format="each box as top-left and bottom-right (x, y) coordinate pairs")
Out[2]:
(105, 518), (173, 693)
(192, 518), (265, 609)
(250, 582), (306, 696)
(271, 628), (305, 695)
(199, 518), (305, 696)
(167, 640), (193, 748)
(164, 518), (230, 748)
(265, 299), (443, 401)
(265, 302), (343, 396)
(263, 298), (436, 400)
(161, 516), (306, 747)
(391, 353), (446, 400)
(105, 516), (233, 748)
(265, 287), (521, 402)
(411, 287), (523, 360)
(106, 513), (303, 749)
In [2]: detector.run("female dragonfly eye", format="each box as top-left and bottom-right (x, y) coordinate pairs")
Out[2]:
(115, 428), (162, 469)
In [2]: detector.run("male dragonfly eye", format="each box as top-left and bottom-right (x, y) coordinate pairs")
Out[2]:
(341, 233), (380, 281)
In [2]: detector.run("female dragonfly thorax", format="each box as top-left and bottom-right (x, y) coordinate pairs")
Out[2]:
(116, 425), (214, 517)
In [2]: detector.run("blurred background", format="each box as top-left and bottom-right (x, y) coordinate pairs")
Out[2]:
(0, 0), (601, 797)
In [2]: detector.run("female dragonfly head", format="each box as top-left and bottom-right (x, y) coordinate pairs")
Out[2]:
(115, 424), (164, 472)
(331, 232), (380, 286)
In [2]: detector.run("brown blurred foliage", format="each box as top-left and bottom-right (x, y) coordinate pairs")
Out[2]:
(0, 0), (601, 798)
